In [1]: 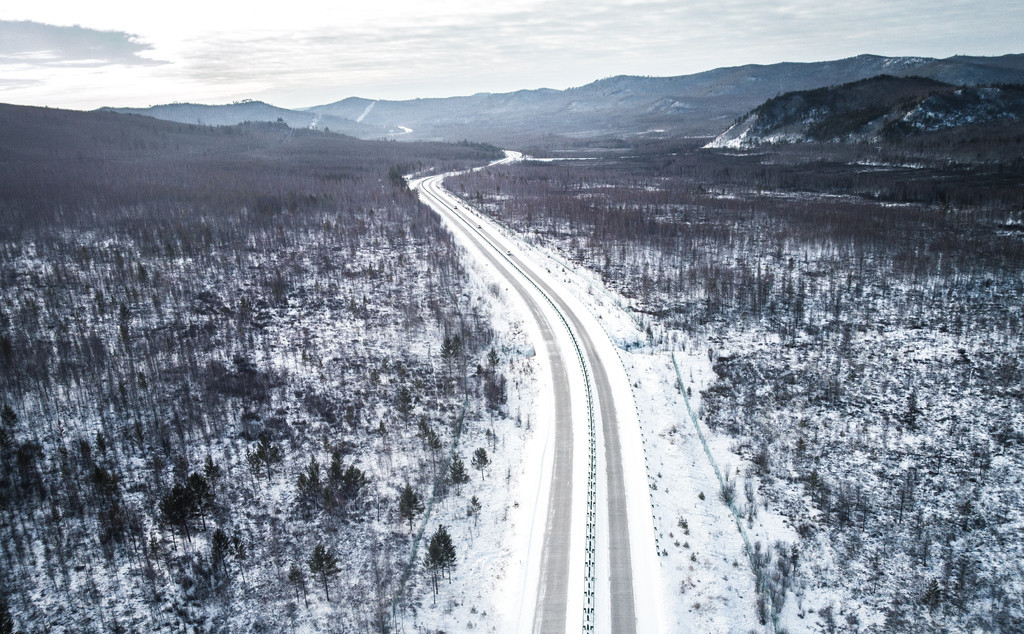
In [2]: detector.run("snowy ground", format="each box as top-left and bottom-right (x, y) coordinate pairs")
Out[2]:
(407, 170), (554, 633)
(442, 177), (841, 633)
(413, 159), (831, 633)
(402, 269), (544, 633)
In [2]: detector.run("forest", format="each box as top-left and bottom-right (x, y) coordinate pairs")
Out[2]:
(0, 105), (513, 631)
(448, 135), (1024, 632)
(3, 95), (1023, 632)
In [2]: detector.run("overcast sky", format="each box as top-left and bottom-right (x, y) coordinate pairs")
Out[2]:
(1, 0), (1022, 110)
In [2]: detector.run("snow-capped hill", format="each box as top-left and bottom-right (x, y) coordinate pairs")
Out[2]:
(706, 76), (1024, 148)
(301, 54), (1024, 142)
(894, 85), (1024, 133)
(102, 54), (1024, 144)
(704, 114), (760, 149)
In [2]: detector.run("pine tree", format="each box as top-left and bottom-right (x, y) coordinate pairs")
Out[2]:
(0, 596), (13, 634)
(425, 524), (458, 601)
(288, 562), (308, 607)
(339, 464), (368, 504)
(232, 534), (248, 582)
(307, 542), (340, 601)
(1, 404), (16, 428)
(252, 432), (283, 481)
(438, 525), (456, 580)
(203, 453), (222, 492)
(472, 447), (490, 480)
(325, 450), (344, 510)
(450, 454), (470, 493)
(903, 388), (922, 431)
(441, 335), (462, 373)
(91, 465), (120, 501)
(398, 483), (424, 533)
(0, 407), (16, 446)
(159, 483), (194, 543)
(484, 372), (506, 413)
(186, 472), (213, 530)
(296, 455), (323, 509)
(922, 578), (942, 611)
(425, 538), (442, 601)
(467, 495), (482, 527)
(211, 528), (230, 572)
(396, 385), (414, 419)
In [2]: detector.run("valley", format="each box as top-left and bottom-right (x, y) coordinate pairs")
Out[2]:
(2, 50), (1024, 633)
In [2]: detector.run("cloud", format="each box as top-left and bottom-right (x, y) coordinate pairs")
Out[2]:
(0, 77), (45, 91)
(0, 20), (166, 67)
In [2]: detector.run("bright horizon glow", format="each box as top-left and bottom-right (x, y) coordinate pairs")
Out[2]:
(1, 1), (1022, 110)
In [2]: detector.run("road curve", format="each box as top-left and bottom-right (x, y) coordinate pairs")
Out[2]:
(416, 167), (579, 632)
(413, 154), (657, 633)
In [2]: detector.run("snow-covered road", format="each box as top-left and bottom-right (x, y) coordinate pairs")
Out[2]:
(412, 153), (662, 633)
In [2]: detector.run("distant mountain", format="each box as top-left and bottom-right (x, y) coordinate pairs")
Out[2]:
(102, 100), (396, 138)
(306, 54), (1024, 141)
(706, 76), (1024, 148)
(101, 54), (1024, 143)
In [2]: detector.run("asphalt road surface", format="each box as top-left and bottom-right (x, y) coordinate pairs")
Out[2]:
(415, 165), (639, 633)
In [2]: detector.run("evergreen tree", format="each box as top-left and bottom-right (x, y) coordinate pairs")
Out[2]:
(438, 525), (456, 580)
(441, 335), (462, 371)
(903, 388), (922, 431)
(0, 404), (16, 428)
(922, 578), (942, 611)
(398, 483), (424, 533)
(467, 495), (482, 527)
(211, 528), (230, 572)
(325, 450), (345, 510)
(472, 447), (490, 480)
(322, 452), (368, 513)
(203, 453), (222, 492)
(251, 432), (283, 481)
(232, 534), (248, 581)
(425, 527), (444, 601)
(91, 465), (120, 501)
(159, 483), (194, 543)
(0, 596), (13, 634)
(297, 455), (323, 509)
(396, 385), (414, 419)
(425, 524), (457, 601)
(339, 464), (368, 504)
(307, 542), (340, 601)
(484, 372), (507, 413)
(450, 454), (470, 493)
(1, 404), (17, 447)
(186, 472), (213, 530)
(288, 562), (308, 608)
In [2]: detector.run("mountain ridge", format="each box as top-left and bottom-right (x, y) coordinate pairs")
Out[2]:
(705, 75), (1024, 148)
(102, 99), (397, 137)
(101, 53), (1024, 142)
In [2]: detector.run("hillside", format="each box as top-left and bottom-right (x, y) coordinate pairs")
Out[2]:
(447, 136), (1024, 632)
(306, 55), (1024, 142)
(708, 75), (1024, 148)
(0, 104), (516, 632)
(102, 100), (396, 138)
(104, 54), (1024, 144)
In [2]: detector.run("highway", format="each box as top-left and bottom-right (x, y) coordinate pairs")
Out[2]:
(413, 154), (660, 633)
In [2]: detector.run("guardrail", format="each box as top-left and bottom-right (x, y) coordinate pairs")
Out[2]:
(421, 179), (599, 633)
